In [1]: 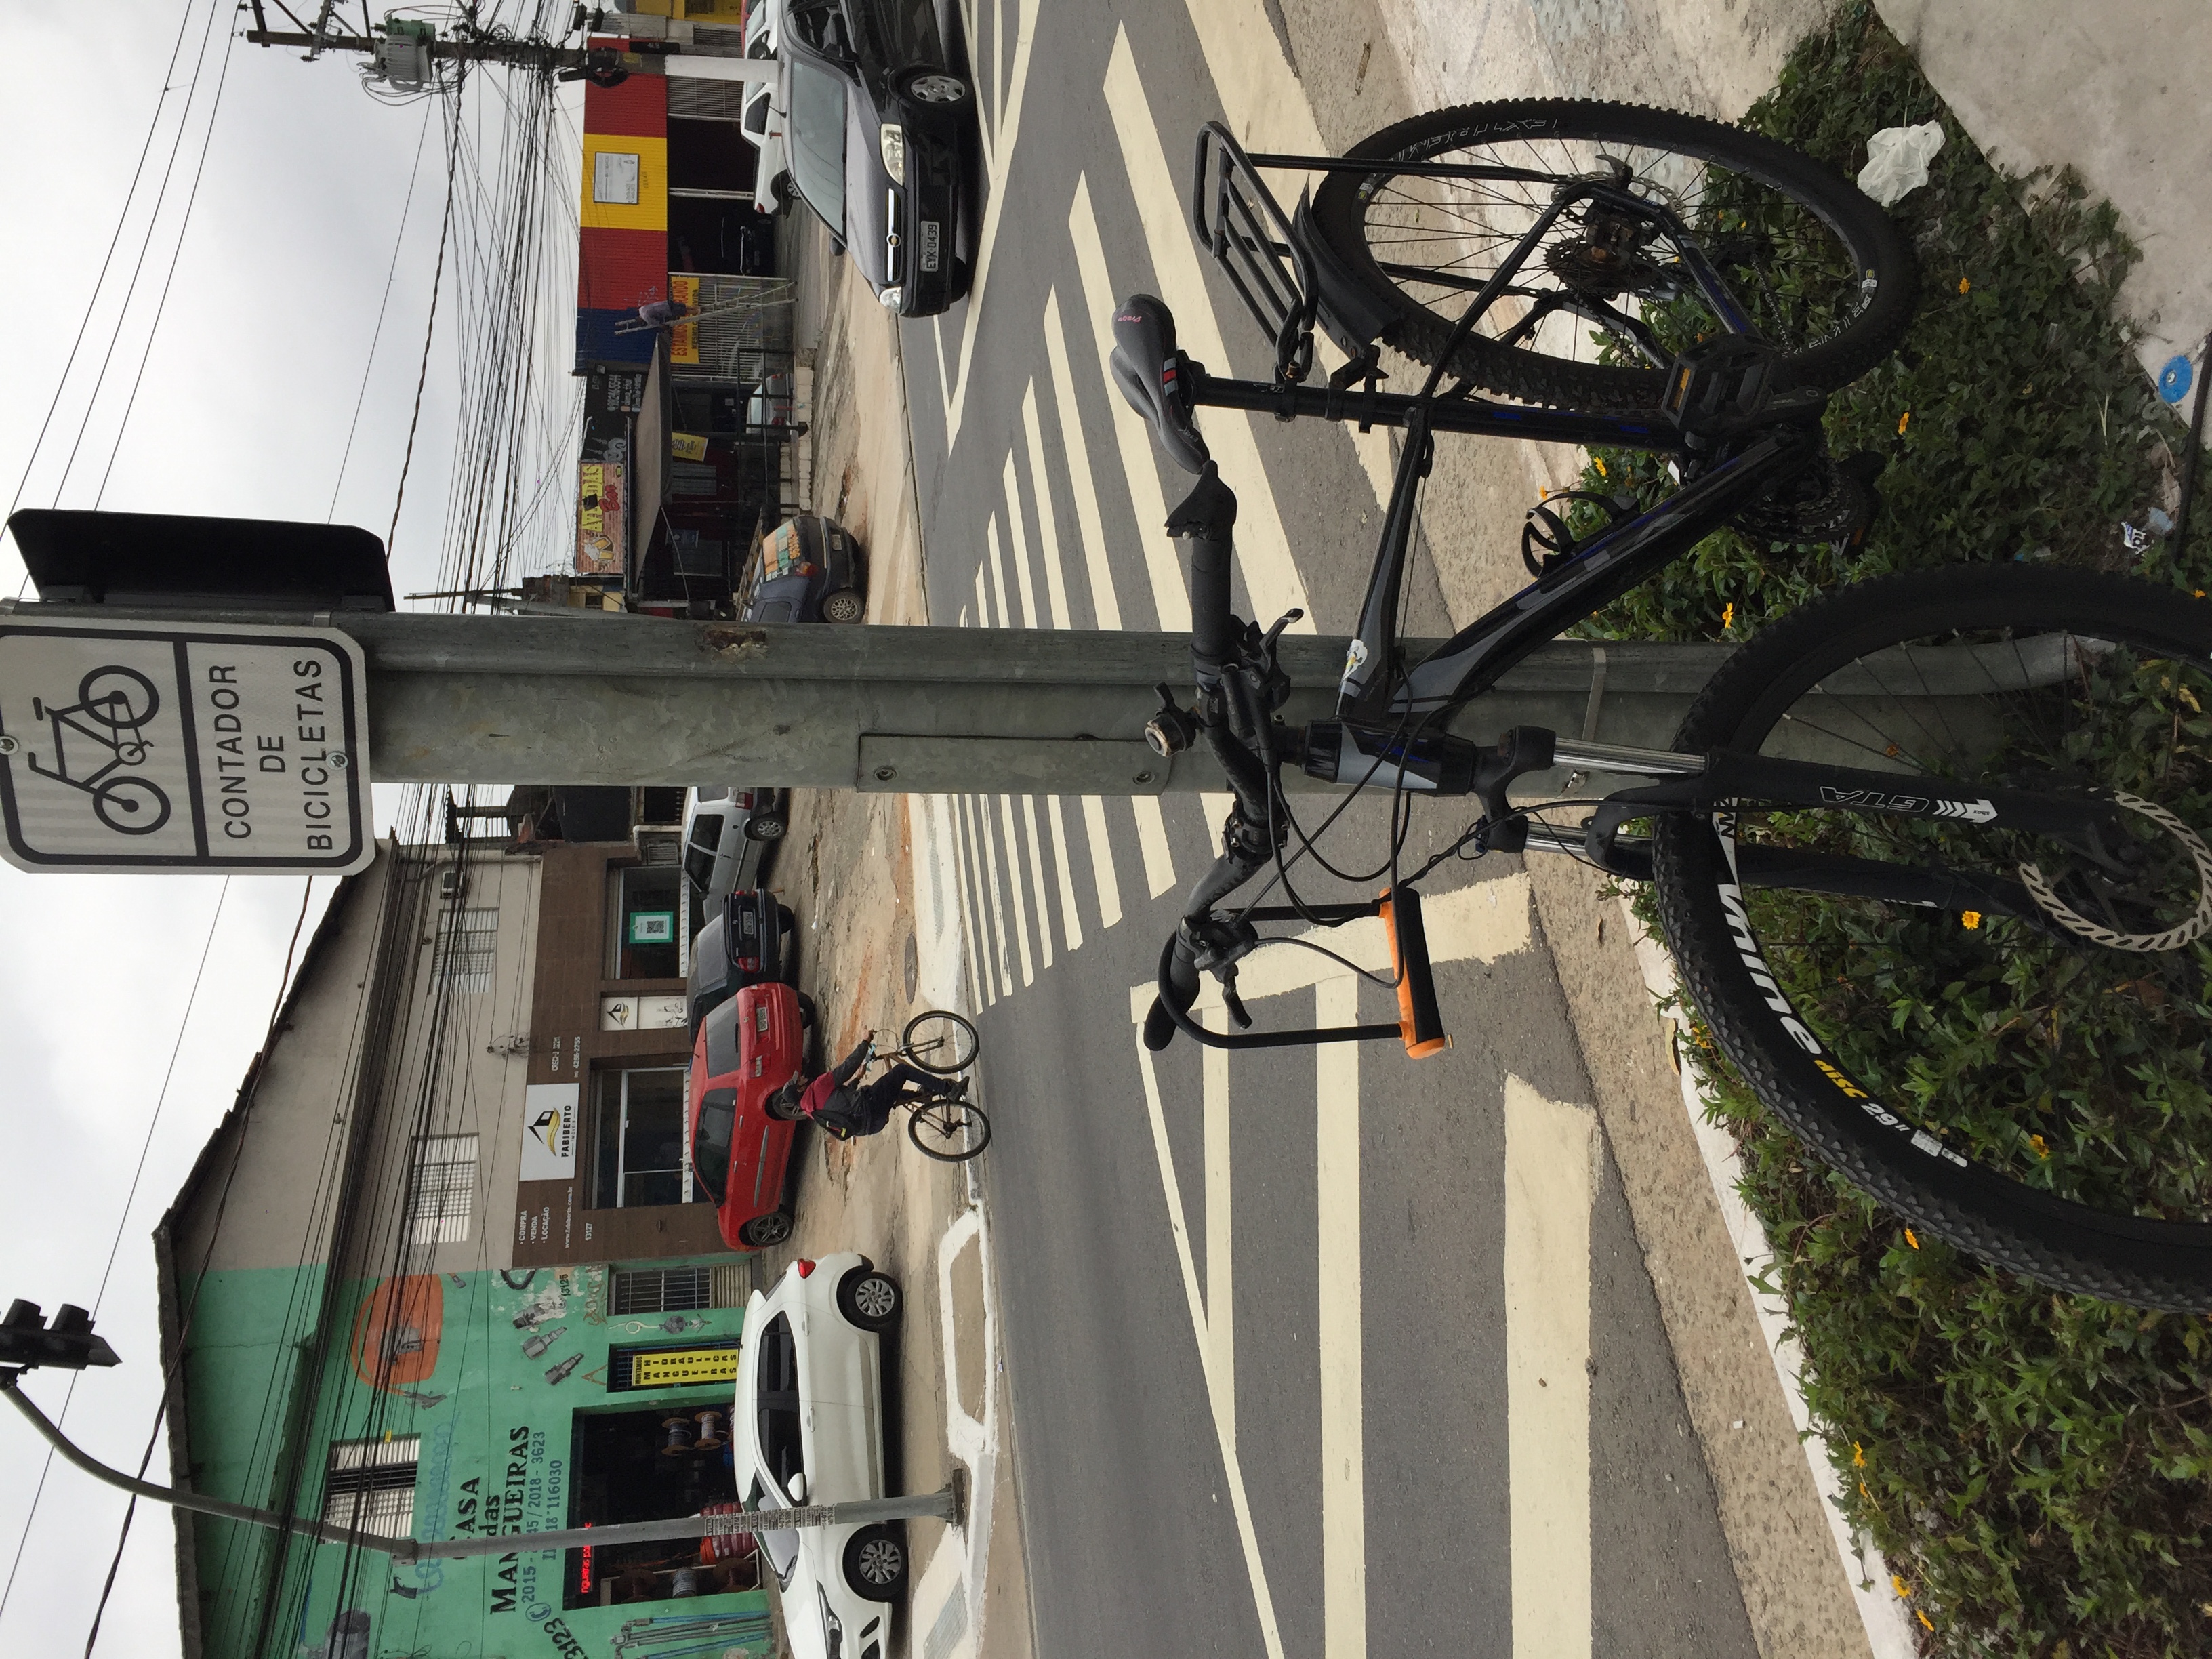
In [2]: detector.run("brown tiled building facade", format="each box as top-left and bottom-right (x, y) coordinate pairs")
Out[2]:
(514, 841), (727, 1265)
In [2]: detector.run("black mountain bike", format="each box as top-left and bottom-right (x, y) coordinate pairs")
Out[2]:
(1113, 102), (2212, 1311)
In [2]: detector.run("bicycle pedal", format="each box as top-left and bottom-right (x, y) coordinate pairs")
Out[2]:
(1661, 335), (1782, 438)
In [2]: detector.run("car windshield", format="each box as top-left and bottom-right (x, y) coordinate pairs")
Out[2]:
(701, 998), (743, 1078)
(692, 1087), (736, 1203)
(783, 56), (846, 230)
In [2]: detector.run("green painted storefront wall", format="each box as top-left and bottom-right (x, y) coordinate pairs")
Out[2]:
(180, 1258), (764, 1659)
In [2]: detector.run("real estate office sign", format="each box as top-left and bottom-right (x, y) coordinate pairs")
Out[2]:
(0, 616), (373, 874)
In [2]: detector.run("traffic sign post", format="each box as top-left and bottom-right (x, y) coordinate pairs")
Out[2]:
(0, 615), (373, 876)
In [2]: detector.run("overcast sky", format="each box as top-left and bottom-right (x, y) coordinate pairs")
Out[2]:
(0, 7), (579, 1654)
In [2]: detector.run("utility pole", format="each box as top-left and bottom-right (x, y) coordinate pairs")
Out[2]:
(0, 598), (1732, 799)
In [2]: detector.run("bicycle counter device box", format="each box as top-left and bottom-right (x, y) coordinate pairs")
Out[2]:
(0, 616), (372, 875)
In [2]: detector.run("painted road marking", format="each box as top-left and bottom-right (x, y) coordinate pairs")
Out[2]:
(1134, 1032), (1290, 1659)
(1018, 794), (1055, 968)
(1204, 1035), (1234, 1448)
(1315, 974), (1366, 1659)
(996, 794), (1036, 986)
(1019, 381), (1076, 630)
(1103, 27), (1315, 635)
(1177, 0), (1398, 512)
(1040, 288), (1126, 632)
(1504, 1076), (1595, 1659)
(939, 0), (1040, 443)
(1044, 796), (1084, 954)
(1002, 449), (1042, 628)
(1129, 874), (1536, 1659)
(1067, 173), (1189, 634)
(1080, 795), (1124, 929)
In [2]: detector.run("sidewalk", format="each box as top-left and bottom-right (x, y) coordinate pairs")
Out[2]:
(752, 211), (1036, 1659)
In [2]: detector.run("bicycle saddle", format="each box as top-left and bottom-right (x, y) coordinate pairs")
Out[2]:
(1110, 293), (1210, 475)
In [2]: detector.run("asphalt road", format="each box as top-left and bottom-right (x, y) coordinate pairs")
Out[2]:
(888, 4), (1765, 1655)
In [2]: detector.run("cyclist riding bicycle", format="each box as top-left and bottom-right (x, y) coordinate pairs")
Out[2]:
(776, 1039), (944, 1141)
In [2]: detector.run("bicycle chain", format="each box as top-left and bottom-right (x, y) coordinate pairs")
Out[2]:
(2016, 792), (2212, 953)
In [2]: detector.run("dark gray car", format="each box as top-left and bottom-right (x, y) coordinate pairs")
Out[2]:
(777, 0), (975, 316)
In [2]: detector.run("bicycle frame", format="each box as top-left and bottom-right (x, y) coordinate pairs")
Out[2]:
(1134, 123), (2118, 1055)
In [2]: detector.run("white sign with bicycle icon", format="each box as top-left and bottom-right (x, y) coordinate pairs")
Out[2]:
(0, 617), (372, 874)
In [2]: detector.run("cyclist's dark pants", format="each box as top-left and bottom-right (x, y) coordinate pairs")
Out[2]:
(849, 1063), (940, 1136)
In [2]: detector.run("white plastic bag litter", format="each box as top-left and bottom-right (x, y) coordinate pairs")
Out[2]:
(1856, 121), (1946, 207)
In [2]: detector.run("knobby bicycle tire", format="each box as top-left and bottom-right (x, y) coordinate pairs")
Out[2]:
(907, 1095), (991, 1162)
(1652, 565), (2212, 1309)
(1311, 100), (1916, 411)
(902, 1009), (979, 1074)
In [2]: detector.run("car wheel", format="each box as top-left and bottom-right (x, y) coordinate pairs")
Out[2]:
(901, 70), (970, 112)
(819, 589), (865, 625)
(744, 813), (787, 841)
(837, 1266), (901, 1332)
(796, 990), (817, 1029)
(842, 1524), (908, 1601)
(737, 1210), (793, 1248)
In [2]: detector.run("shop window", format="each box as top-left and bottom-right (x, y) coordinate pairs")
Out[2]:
(404, 1135), (478, 1244)
(562, 1406), (750, 1609)
(432, 905), (499, 993)
(609, 865), (686, 980)
(323, 1436), (420, 1538)
(611, 1265), (747, 1315)
(592, 1070), (691, 1209)
(606, 1338), (742, 1392)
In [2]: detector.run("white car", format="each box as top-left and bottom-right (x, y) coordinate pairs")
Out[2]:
(738, 1252), (907, 1659)
(682, 785), (787, 912)
(740, 0), (791, 211)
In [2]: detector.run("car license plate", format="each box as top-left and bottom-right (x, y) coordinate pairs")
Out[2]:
(918, 220), (941, 272)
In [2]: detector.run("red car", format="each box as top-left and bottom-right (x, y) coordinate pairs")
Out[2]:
(689, 981), (806, 1249)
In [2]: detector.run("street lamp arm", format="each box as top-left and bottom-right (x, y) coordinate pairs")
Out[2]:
(0, 1367), (413, 1558)
(3, 1368), (964, 1562)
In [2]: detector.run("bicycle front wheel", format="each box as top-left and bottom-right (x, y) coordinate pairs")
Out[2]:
(1652, 566), (2212, 1310)
(901, 1010), (979, 1074)
(1310, 100), (1915, 411)
(79, 665), (161, 729)
(908, 1095), (991, 1162)
(93, 775), (172, 836)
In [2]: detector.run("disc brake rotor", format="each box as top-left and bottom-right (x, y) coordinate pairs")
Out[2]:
(2018, 792), (2212, 952)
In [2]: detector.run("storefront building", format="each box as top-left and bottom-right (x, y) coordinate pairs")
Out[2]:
(159, 827), (762, 1659)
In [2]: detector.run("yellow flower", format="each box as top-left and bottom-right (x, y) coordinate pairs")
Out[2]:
(1898, 410), (1912, 436)
(1853, 1442), (1866, 1468)
(1722, 602), (1736, 630)
(1961, 910), (1982, 930)
(2030, 1134), (2050, 1159)
(1918, 1610), (1935, 1633)
(1905, 1228), (1921, 1249)
(1893, 1575), (1912, 1598)
(1958, 275), (1970, 295)
(1593, 455), (1609, 478)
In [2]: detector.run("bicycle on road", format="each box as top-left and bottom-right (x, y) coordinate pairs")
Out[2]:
(1109, 100), (2212, 1311)
(24, 665), (173, 836)
(853, 1012), (991, 1163)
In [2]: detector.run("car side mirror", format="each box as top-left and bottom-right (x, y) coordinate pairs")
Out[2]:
(785, 1471), (808, 1502)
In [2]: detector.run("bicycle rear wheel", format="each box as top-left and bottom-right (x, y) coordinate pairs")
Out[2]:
(1310, 100), (1914, 411)
(901, 1010), (978, 1074)
(907, 1094), (991, 1162)
(1652, 566), (2212, 1309)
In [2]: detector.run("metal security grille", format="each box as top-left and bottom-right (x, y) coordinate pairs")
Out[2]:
(405, 1135), (478, 1245)
(432, 905), (499, 993)
(612, 1266), (708, 1314)
(672, 275), (796, 380)
(610, 1265), (749, 1315)
(323, 1436), (420, 1537)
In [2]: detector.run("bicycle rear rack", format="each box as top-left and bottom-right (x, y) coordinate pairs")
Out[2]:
(1192, 122), (1323, 386)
